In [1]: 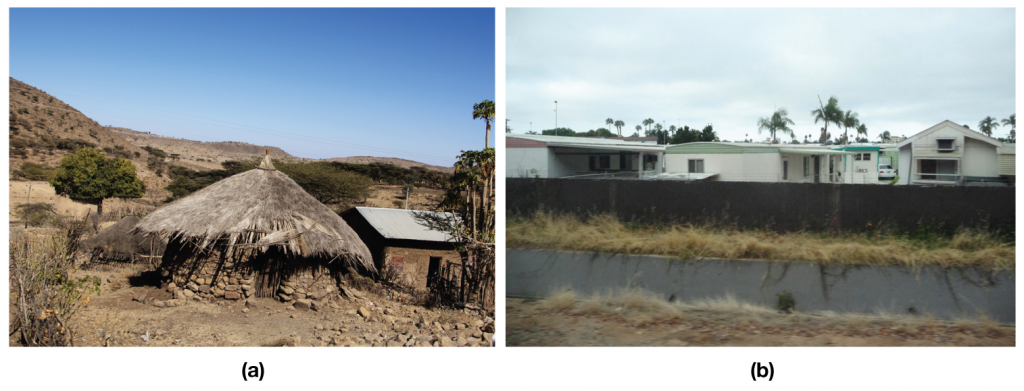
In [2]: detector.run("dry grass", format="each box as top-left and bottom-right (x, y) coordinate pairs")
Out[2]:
(530, 287), (1007, 332)
(507, 212), (1014, 270)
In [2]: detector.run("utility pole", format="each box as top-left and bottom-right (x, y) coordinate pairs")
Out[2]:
(25, 184), (31, 229)
(554, 101), (558, 136)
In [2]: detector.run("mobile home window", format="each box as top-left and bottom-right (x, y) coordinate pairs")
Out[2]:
(937, 138), (955, 151)
(688, 159), (704, 173)
(782, 160), (788, 180)
(803, 157), (810, 176)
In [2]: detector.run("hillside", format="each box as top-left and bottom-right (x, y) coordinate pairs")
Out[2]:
(9, 78), (455, 224)
(8, 77), (174, 200)
(107, 127), (295, 170)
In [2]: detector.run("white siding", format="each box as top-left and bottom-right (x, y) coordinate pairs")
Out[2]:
(665, 153), (782, 182)
(506, 148), (551, 178)
(961, 137), (998, 178)
(898, 145), (912, 185)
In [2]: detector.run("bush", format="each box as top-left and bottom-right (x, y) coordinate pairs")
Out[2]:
(17, 162), (56, 181)
(776, 291), (795, 313)
(10, 215), (100, 346)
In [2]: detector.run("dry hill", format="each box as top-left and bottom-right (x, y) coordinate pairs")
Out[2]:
(8, 77), (173, 200)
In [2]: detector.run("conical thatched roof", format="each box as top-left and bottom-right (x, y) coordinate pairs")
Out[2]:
(83, 215), (166, 261)
(134, 155), (374, 272)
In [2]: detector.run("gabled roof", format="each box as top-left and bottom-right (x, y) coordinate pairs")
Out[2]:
(352, 207), (454, 242)
(896, 120), (1004, 149)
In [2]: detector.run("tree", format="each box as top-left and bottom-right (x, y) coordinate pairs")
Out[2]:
(757, 108), (796, 143)
(419, 148), (494, 308)
(614, 120), (625, 137)
(878, 130), (892, 143)
(643, 118), (654, 132)
(49, 147), (144, 217)
(635, 124), (641, 135)
(473, 99), (495, 149)
(276, 161), (374, 205)
(841, 110), (859, 145)
(1001, 114), (1015, 142)
(811, 95), (843, 143)
(856, 123), (868, 142)
(978, 116), (999, 137)
(605, 118), (614, 135)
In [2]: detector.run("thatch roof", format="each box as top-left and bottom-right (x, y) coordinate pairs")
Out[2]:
(133, 155), (374, 272)
(83, 215), (166, 261)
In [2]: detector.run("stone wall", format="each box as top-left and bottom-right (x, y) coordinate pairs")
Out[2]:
(275, 266), (338, 310)
(383, 246), (460, 288)
(154, 240), (341, 308)
(156, 248), (256, 306)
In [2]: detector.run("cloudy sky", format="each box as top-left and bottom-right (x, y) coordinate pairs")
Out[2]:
(10, 8), (494, 166)
(506, 8), (1015, 142)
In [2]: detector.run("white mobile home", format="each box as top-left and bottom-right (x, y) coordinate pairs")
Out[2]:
(896, 121), (1012, 185)
(664, 142), (855, 183)
(506, 134), (665, 179)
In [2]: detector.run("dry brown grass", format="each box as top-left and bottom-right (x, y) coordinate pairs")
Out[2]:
(507, 212), (1014, 270)
(531, 287), (1007, 332)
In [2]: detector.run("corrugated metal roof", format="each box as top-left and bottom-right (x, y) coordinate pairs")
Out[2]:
(354, 207), (454, 242)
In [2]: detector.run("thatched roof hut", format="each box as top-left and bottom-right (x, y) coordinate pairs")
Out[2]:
(135, 154), (373, 269)
(82, 215), (166, 264)
(134, 154), (374, 301)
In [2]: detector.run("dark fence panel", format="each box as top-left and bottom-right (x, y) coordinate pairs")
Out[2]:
(507, 178), (1015, 235)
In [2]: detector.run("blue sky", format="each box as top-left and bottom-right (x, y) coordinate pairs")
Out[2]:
(10, 8), (495, 166)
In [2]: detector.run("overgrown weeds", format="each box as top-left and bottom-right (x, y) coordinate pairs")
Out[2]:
(10, 213), (100, 346)
(507, 212), (1014, 270)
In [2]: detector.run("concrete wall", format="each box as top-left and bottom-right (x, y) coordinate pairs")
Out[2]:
(507, 250), (1015, 323)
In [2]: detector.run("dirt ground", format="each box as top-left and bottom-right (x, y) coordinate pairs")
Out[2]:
(506, 297), (1014, 347)
(7, 262), (494, 347)
(9, 181), (158, 223)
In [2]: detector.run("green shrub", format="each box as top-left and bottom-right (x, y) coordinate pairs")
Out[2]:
(776, 291), (795, 313)
(17, 162), (56, 181)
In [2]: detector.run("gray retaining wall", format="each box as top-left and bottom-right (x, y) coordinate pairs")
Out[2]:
(507, 249), (1015, 324)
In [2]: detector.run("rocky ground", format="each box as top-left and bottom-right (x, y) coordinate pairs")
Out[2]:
(11, 263), (494, 347)
(507, 297), (1014, 347)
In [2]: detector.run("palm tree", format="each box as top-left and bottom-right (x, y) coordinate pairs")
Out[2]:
(978, 116), (999, 137)
(856, 123), (868, 142)
(643, 118), (654, 132)
(811, 95), (843, 143)
(635, 124), (642, 135)
(653, 123), (664, 144)
(473, 99), (495, 149)
(605, 118), (614, 134)
(878, 130), (891, 143)
(1001, 114), (1015, 141)
(757, 108), (796, 143)
(614, 120), (625, 137)
(841, 110), (859, 145)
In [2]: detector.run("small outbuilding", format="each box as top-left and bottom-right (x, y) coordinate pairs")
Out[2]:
(82, 215), (167, 265)
(133, 154), (374, 304)
(341, 206), (460, 289)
